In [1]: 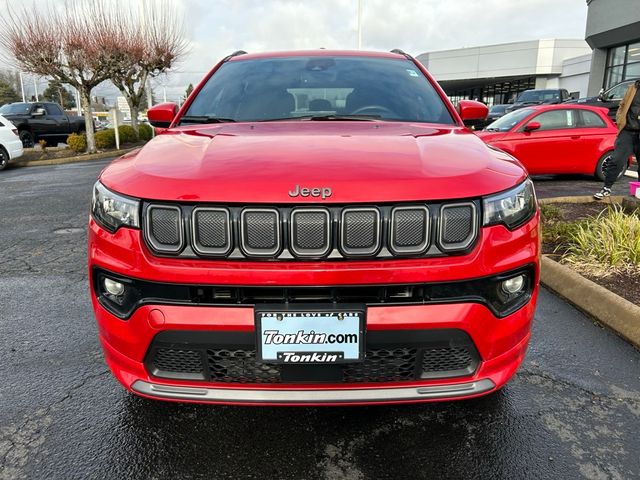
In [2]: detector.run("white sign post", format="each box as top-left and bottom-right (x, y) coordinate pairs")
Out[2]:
(110, 108), (121, 150)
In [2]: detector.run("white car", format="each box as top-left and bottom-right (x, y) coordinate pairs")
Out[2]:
(0, 114), (23, 170)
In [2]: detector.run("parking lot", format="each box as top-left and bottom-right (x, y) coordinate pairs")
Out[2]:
(1, 159), (639, 480)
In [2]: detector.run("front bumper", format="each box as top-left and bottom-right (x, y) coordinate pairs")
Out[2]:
(131, 378), (497, 404)
(89, 214), (540, 405)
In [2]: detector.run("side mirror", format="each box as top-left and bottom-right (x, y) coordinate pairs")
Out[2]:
(524, 121), (541, 132)
(457, 100), (488, 126)
(147, 102), (178, 128)
(598, 88), (605, 101)
(32, 107), (45, 116)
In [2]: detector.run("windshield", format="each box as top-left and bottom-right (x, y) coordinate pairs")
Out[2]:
(183, 56), (455, 124)
(489, 105), (507, 114)
(516, 90), (560, 103)
(0, 103), (32, 115)
(484, 108), (534, 132)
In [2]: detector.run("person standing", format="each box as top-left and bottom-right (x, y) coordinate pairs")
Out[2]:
(594, 79), (640, 200)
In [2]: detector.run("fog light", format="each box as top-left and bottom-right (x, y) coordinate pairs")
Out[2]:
(104, 277), (125, 296)
(501, 275), (525, 295)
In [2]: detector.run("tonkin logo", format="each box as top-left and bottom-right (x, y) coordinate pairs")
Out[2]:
(288, 185), (332, 200)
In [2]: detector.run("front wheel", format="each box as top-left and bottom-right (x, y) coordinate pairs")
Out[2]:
(595, 151), (624, 182)
(0, 147), (9, 171)
(19, 130), (34, 148)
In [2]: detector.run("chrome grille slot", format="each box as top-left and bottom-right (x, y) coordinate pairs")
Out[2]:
(390, 206), (429, 254)
(290, 208), (331, 257)
(145, 205), (184, 253)
(192, 207), (231, 256)
(340, 207), (381, 256)
(240, 208), (281, 256)
(439, 202), (478, 252)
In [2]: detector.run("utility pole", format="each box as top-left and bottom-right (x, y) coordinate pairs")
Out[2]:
(33, 76), (39, 101)
(357, 0), (362, 49)
(19, 72), (25, 102)
(139, 0), (153, 110)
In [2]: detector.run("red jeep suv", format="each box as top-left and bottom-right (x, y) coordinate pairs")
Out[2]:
(89, 50), (540, 405)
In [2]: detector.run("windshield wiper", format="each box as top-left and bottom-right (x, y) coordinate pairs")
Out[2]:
(259, 114), (381, 122)
(484, 127), (500, 131)
(179, 115), (236, 125)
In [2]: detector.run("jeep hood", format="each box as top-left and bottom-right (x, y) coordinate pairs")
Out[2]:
(100, 122), (526, 203)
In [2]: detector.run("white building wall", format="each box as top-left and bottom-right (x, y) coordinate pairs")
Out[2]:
(559, 53), (592, 98)
(416, 39), (591, 83)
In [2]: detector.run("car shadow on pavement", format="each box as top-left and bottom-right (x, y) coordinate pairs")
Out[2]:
(107, 388), (536, 479)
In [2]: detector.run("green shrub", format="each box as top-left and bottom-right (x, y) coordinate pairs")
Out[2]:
(95, 129), (115, 149)
(117, 125), (138, 144)
(67, 132), (87, 152)
(539, 203), (562, 222)
(563, 206), (640, 273)
(138, 123), (153, 141)
(543, 220), (582, 245)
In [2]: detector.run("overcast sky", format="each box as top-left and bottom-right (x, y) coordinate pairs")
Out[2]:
(5, 0), (589, 104)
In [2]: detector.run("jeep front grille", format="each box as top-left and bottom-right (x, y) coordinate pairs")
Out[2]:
(142, 201), (480, 260)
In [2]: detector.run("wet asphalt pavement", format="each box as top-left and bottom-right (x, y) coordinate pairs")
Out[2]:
(1, 160), (639, 480)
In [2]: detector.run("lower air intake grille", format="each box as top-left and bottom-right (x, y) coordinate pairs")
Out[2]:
(207, 349), (281, 383)
(421, 346), (476, 378)
(343, 348), (418, 382)
(146, 331), (480, 384)
(152, 348), (204, 380)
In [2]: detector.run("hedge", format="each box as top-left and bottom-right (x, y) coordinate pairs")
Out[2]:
(67, 132), (87, 152)
(95, 129), (116, 149)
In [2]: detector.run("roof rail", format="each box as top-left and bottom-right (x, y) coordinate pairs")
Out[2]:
(223, 50), (247, 62)
(390, 49), (412, 59)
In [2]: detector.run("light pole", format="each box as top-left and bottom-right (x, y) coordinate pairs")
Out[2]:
(33, 76), (39, 101)
(357, 0), (362, 49)
(19, 72), (26, 102)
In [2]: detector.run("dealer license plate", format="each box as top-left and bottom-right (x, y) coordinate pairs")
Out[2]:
(256, 309), (365, 364)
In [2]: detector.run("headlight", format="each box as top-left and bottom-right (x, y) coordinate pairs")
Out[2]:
(91, 181), (140, 232)
(483, 179), (537, 230)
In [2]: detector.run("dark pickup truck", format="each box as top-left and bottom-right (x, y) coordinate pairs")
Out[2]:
(504, 89), (571, 114)
(0, 102), (85, 147)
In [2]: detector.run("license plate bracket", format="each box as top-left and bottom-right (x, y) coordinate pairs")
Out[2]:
(255, 305), (365, 364)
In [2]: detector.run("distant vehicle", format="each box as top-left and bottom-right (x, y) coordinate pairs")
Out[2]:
(0, 102), (85, 148)
(0, 114), (24, 171)
(475, 104), (509, 129)
(564, 79), (639, 122)
(476, 104), (629, 180)
(505, 89), (571, 114)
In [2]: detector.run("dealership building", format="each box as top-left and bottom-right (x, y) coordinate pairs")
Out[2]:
(416, 39), (592, 106)
(585, 0), (640, 95)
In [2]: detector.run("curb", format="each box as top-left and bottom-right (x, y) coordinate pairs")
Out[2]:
(538, 195), (625, 205)
(12, 147), (138, 168)
(540, 255), (640, 349)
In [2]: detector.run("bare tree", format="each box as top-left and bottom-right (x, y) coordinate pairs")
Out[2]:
(110, 1), (187, 133)
(1, 1), (128, 152)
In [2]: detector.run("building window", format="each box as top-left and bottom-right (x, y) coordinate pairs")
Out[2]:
(605, 41), (640, 89)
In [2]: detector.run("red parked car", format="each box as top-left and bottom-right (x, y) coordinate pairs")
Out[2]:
(89, 50), (540, 406)
(476, 104), (629, 180)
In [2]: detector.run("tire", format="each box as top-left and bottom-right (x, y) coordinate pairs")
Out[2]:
(19, 130), (34, 148)
(0, 146), (8, 171)
(595, 151), (624, 182)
